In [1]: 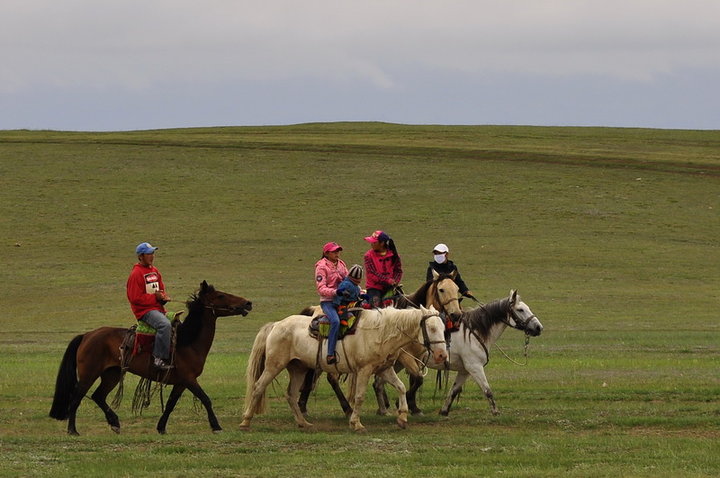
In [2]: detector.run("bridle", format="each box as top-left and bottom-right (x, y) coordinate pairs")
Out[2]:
(502, 302), (537, 332)
(204, 301), (247, 317)
(429, 281), (461, 316)
(419, 313), (447, 354)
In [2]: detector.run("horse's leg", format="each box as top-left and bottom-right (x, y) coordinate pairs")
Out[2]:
(396, 352), (423, 415)
(377, 367), (409, 429)
(156, 384), (186, 435)
(297, 369), (316, 417)
(406, 373), (425, 416)
(372, 374), (390, 416)
(286, 363), (313, 428)
(327, 373), (353, 417)
(66, 364), (103, 436)
(464, 363), (498, 415)
(440, 371), (470, 416)
(185, 381), (223, 433)
(348, 367), (373, 433)
(90, 368), (122, 433)
(240, 365), (283, 428)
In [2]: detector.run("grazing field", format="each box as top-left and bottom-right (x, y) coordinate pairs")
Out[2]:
(1, 123), (718, 477)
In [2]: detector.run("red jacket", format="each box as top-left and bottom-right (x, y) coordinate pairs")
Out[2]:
(364, 249), (402, 291)
(127, 263), (166, 319)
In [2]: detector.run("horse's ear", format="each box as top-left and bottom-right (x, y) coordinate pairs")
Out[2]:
(201, 280), (209, 292)
(509, 289), (518, 305)
(431, 269), (440, 280)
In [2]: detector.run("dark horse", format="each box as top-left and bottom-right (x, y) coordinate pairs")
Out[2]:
(49, 281), (252, 435)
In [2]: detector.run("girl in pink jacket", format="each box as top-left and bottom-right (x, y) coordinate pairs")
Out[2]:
(363, 230), (403, 308)
(315, 241), (348, 364)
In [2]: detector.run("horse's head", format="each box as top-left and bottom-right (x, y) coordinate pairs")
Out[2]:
(427, 272), (462, 321)
(198, 280), (253, 317)
(419, 305), (448, 364)
(506, 290), (543, 337)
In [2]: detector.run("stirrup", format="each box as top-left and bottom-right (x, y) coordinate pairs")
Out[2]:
(153, 357), (173, 370)
(326, 355), (337, 365)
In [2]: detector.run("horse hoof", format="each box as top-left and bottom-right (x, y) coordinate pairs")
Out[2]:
(68, 430), (80, 436)
(439, 410), (449, 417)
(353, 426), (367, 434)
(396, 418), (408, 429)
(410, 409), (424, 416)
(212, 428), (223, 434)
(111, 426), (121, 434)
(376, 410), (388, 416)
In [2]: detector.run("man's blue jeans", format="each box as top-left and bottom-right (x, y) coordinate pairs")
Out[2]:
(140, 309), (171, 360)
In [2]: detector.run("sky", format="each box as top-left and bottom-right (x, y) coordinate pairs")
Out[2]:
(1, 0), (719, 131)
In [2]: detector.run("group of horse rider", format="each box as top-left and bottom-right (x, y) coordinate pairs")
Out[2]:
(126, 230), (476, 371)
(314, 229), (476, 366)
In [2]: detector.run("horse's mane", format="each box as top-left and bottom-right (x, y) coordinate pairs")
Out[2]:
(395, 274), (455, 308)
(459, 297), (509, 343)
(358, 307), (424, 343)
(175, 285), (214, 347)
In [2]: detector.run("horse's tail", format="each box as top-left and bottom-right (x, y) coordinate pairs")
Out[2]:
(49, 334), (83, 420)
(244, 322), (274, 415)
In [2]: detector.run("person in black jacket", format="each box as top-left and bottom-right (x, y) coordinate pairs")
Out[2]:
(425, 243), (475, 300)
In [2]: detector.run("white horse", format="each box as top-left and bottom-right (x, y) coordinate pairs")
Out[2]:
(376, 290), (543, 416)
(298, 273), (463, 417)
(240, 306), (447, 432)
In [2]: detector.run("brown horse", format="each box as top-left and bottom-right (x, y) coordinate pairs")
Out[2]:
(49, 281), (252, 435)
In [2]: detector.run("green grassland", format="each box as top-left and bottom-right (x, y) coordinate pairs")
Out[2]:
(1, 123), (719, 477)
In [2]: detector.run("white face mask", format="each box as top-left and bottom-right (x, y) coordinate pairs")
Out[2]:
(434, 254), (447, 264)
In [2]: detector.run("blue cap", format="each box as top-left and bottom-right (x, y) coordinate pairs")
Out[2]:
(135, 242), (158, 255)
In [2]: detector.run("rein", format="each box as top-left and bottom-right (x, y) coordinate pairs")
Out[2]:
(395, 313), (445, 354)
(463, 301), (535, 367)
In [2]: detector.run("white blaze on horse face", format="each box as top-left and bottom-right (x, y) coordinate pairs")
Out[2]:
(423, 315), (448, 364)
(514, 300), (543, 336)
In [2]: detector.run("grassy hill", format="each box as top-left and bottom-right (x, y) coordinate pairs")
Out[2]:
(1, 123), (718, 477)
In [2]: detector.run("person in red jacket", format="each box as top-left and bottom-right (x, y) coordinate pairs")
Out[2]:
(363, 230), (403, 308)
(126, 242), (173, 370)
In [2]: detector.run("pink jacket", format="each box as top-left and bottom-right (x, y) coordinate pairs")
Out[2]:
(364, 249), (402, 291)
(315, 257), (349, 302)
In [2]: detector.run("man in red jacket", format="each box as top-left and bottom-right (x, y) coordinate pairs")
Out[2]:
(126, 242), (173, 370)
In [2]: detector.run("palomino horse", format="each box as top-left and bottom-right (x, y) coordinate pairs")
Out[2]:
(380, 290), (543, 417)
(240, 306), (447, 432)
(49, 281), (252, 435)
(297, 273), (463, 417)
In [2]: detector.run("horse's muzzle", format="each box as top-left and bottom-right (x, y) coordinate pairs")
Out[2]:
(433, 348), (448, 364)
(237, 301), (253, 316)
(526, 322), (542, 337)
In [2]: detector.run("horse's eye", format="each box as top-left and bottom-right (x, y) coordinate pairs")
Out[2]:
(217, 294), (226, 300)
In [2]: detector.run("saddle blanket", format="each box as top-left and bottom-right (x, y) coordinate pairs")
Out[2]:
(309, 309), (360, 340)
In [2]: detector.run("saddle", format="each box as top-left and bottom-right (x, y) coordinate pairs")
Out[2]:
(308, 302), (361, 340)
(119, 311), (183, 371)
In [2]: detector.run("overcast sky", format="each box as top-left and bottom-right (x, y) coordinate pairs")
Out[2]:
(1, 1), (719, 131)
